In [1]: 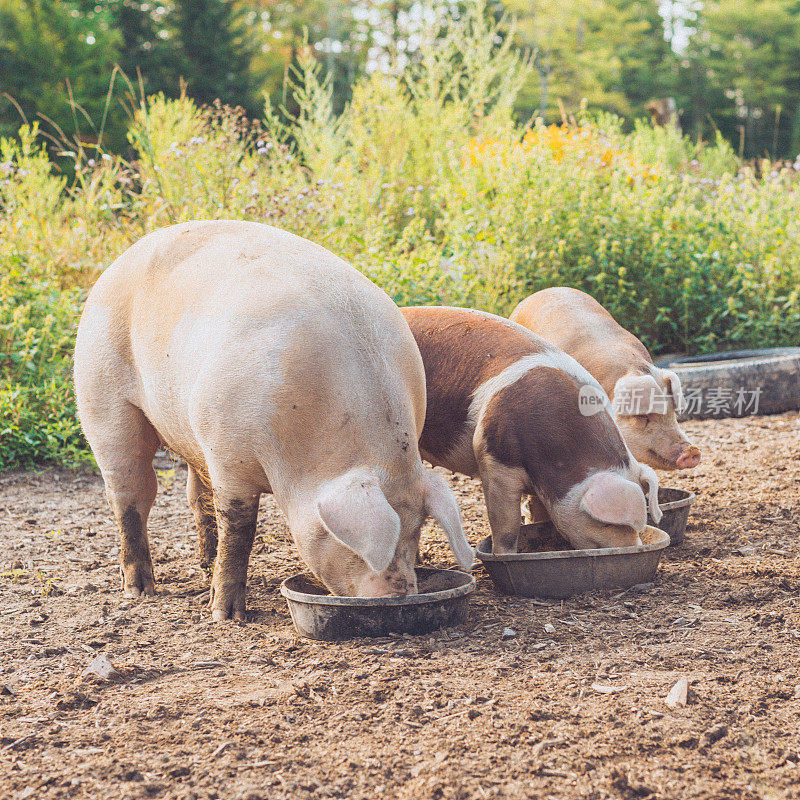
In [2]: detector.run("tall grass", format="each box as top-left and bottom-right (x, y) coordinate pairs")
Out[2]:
(2, 4), (800, 469)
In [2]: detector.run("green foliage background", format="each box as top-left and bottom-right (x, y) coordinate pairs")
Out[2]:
(2, 1), (800, 160)
(1, 7), (799, 470)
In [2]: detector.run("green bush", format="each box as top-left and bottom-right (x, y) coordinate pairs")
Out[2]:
(1, 4), (799, 470)
(0, 258), (90, 469)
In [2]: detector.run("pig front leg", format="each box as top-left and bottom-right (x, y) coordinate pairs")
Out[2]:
(187, 466), (218, 575)
(208, 489), (260, 622)
(478, 456), (527, 555)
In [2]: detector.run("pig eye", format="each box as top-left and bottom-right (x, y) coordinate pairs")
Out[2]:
(634, 414), (652, 426)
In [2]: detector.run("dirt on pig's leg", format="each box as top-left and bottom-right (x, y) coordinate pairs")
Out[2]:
(208, 491), (260, 622)
(187, 465), (218, 575)
(88, 406), (160, 598)
(115, 502), (157, 596)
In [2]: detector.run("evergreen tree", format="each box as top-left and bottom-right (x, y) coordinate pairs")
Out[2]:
(683, 0), (800, 158)
(172, 0), (262, 116)
(115, 0), (183, 98)
(0, 0), (122, 147)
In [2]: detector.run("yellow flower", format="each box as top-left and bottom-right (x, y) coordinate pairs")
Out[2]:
(463, 122), (660, 180)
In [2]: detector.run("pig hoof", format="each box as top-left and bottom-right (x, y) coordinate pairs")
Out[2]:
(209, 583), (246, 622)
(120, 563), (155, 598)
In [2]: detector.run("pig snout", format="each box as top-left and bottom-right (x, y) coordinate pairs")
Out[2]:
(617, 415), (700, 472)
(675, 445), (701, 469)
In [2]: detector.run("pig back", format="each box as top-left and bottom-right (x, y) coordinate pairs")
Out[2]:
(83, 221), (427, 482)
(510, 288), (652, 397)
(400, 306), (553, 466)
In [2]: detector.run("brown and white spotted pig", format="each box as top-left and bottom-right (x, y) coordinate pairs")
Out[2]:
(74, 221), (473, 621)
(510, 288), (700, 471)
(401, 307), (662, 554)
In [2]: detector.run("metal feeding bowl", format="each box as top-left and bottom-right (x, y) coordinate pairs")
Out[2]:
(280, 567), (476, 641)
(476, 523), (670, 599)
(649, 487), (695, 545)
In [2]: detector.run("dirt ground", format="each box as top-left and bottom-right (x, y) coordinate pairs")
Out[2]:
(1, 413), (799, 800)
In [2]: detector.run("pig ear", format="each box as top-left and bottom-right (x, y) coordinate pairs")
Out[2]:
(637, 463), (662, 524)
(579, 471), (647, 533)
(423, 470), (474, 569)
(316, 471), (401, 573)
(612, 374), (665, 416)
(658, 369), (685, 414)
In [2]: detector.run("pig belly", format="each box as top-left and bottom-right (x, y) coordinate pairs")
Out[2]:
(419, 430), (478, 478)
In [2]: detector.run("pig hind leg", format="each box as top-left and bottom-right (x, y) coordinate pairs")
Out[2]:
(84, 402), (160, 597)
(187, 466), (218, 575)
(206, 482), (260, 622)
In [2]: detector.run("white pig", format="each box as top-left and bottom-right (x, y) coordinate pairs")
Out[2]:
(510, 288), (701, 471)
(74, 220), (473, 620)
(401, 307), (662, 554)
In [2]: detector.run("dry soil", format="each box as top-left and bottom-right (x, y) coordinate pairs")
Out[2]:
(1, 413), (799, 800)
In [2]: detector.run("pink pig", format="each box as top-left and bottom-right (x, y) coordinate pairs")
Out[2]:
(511, 288), (700, 471)
(74, 221), (473, 620)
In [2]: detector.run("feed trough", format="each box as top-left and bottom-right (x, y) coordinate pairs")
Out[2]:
(649, 487), (695, 545)
(280, 567), (476, 641)
(476, 524), (669, 599)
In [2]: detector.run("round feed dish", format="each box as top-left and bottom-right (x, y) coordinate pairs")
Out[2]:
(476, 525), (670, 599)
(648, 487), (695, 546)
(280, 567), (476, 641)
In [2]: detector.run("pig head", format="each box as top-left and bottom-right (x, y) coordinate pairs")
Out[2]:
(611, 370), (701, 471)
(507, 366), (663, 551)
(287, 467), (473, 598)
(544, 463), (661, 551)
